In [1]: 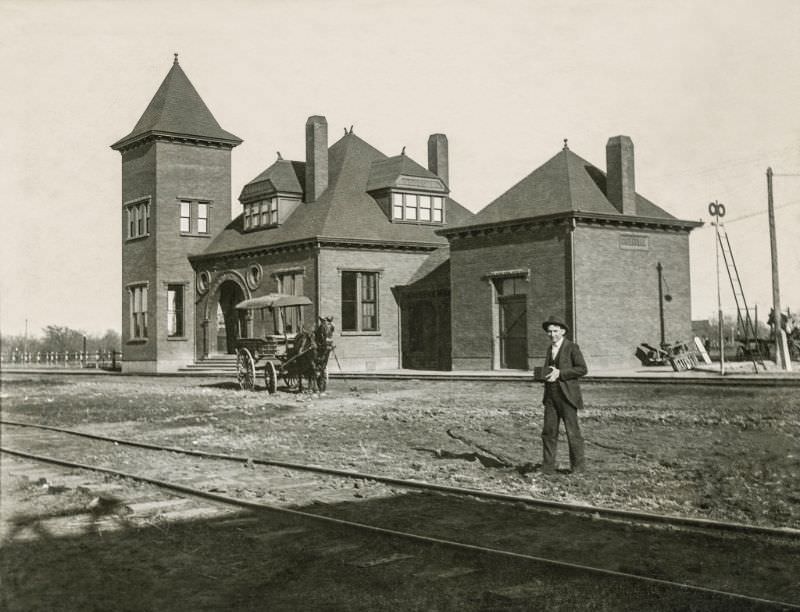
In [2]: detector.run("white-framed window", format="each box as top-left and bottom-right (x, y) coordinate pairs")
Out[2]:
(179, 199), (211, 235)
(180, 201), (191, 233)
(391, 193), (445, 224)
(276, 271), (304, 333)
(129, 284), (148, 339)
(493, 275), (527, 297)
(432, 196), (444, 222)
(341, 271), (379, 332)
(166, 284), (185, 337)
(419, 195), (431, 221)
(125, 199), (150, 240)
(197, 203), (208, 234)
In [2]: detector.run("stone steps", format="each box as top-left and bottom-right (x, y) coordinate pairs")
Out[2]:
(178, 354), (238, 375)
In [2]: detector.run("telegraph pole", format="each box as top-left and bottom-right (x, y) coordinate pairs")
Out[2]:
(767, 168), (792, 370)
(657, 262), (665, 347)
(709, 201), (726, 375)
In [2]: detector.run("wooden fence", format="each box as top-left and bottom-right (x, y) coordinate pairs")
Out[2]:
(1, 350), (122, 370)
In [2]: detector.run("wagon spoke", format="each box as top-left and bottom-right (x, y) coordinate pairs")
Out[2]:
(237, 349), (256, 391)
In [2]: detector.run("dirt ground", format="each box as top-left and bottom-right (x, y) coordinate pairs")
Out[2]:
(1, 373), (799, 527)
(1, 373), (799, 610)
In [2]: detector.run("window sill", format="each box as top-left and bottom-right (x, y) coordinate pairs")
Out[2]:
(179, 233), (211, 238)
(167, 336), (188, 341)
(391, 220), (444, 226)
(340, 331), (381, 336)
(126, 339), (147, 345)
(125, 235), (150, 243)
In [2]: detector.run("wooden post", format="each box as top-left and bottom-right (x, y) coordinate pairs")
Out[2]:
(767, 168), (792, 371)
(657, 262), (665, 347)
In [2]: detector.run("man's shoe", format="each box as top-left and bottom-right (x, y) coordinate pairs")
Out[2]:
(540, 465), (557, 475)
(570, 464), (586, 474)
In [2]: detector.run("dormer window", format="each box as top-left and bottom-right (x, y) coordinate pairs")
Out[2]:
(244, 198), (278, 230)
(391, 193), (444, 224)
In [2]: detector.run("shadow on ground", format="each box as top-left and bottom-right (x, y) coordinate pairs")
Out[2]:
(2, 488), (795, 611)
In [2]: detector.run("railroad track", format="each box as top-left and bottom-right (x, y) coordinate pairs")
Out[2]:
(2, 419), (799, 610)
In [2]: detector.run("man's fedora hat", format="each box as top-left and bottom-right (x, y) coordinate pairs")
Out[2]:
(542, 316), (569, 332)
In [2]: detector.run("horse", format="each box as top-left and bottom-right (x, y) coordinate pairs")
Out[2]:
(313, 317), (336, 392)
(287, 329), (319, 394)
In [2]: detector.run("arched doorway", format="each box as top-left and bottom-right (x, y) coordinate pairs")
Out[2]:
(213, 280), (246, 355)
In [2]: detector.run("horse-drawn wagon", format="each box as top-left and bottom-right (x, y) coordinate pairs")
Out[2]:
(233, 294), (334, 394)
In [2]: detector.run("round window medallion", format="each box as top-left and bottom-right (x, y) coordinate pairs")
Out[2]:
(246, 264), (263, 290)
(197, 270), (211, 294)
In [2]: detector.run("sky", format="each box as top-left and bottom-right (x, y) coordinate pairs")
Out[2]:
(1, 0), (799, 338)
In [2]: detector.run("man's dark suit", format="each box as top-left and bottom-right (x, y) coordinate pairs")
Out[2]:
(541, 338), (587, 472)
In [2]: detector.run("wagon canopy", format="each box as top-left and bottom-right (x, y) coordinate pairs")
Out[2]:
(235, 293), (313, 310)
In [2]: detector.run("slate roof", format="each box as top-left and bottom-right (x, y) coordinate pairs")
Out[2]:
(111, 59), (241, 150)
(404, 247), (451, 286)
(239, 159), (305, 201)
(444, 147), (684, 232)
(366, 154), (446, 192)
(197, 132), (474, 258)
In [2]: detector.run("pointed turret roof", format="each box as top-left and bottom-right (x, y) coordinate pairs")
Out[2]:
(111, 55), (241, 150)
(442, 147), (697, 235)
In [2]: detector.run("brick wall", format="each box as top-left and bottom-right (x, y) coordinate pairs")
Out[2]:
(319, 248), (433, 370)
(193, 247), (318, 357)
(449, 224), (570, 370)
(154, 142), (233, 370)
(119, 140), (234, 372)
(573, 224), (692, 369)
(120, 143), (157, 370)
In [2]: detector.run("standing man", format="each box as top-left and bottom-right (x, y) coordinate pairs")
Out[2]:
(539, 316), (588, 474)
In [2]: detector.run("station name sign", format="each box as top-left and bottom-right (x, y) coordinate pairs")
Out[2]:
(619, 233), (649, 251)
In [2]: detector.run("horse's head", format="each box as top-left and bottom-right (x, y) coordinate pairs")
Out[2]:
(315, 317), (335, 344)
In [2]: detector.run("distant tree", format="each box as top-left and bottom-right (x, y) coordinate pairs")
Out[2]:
(41, 325), (86, 354)
(94, 329), (121, 352)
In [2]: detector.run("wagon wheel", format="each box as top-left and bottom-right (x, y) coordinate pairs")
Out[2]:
(237, 348), (256, 391)
(264, 361), (278, 395)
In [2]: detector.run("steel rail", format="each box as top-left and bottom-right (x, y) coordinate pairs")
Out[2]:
(3, 367), (800, 386)
(2, 419), (798, 540)
(2, 445), (799, 610)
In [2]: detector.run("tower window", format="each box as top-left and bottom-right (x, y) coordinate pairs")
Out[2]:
(167, 284), (185, 337)
(180, 202), (191, 233)
(197, 204), (208, 234)
(129, 284), (148, 339)
(125, 199), (150, 240)
(178, 199), (212, 235)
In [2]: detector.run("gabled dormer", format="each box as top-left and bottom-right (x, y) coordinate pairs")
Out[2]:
(238, 154), (305, 231)
(366, 139), (449, 225)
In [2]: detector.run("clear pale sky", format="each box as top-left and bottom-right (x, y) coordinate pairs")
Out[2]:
(1, 0), (798, 338)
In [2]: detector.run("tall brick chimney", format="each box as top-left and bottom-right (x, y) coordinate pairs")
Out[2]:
(605, 135), (636, 215)
(427, 133), (449, 188)
(305, 115), (328, 202)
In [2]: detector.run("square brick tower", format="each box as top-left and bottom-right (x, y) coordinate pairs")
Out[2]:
(111, 55), (241, 373)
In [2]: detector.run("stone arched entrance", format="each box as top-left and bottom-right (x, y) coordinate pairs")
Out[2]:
(202, 272), (250, 356)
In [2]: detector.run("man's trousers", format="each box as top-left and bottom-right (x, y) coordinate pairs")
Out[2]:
(541, 383), (585, 471)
